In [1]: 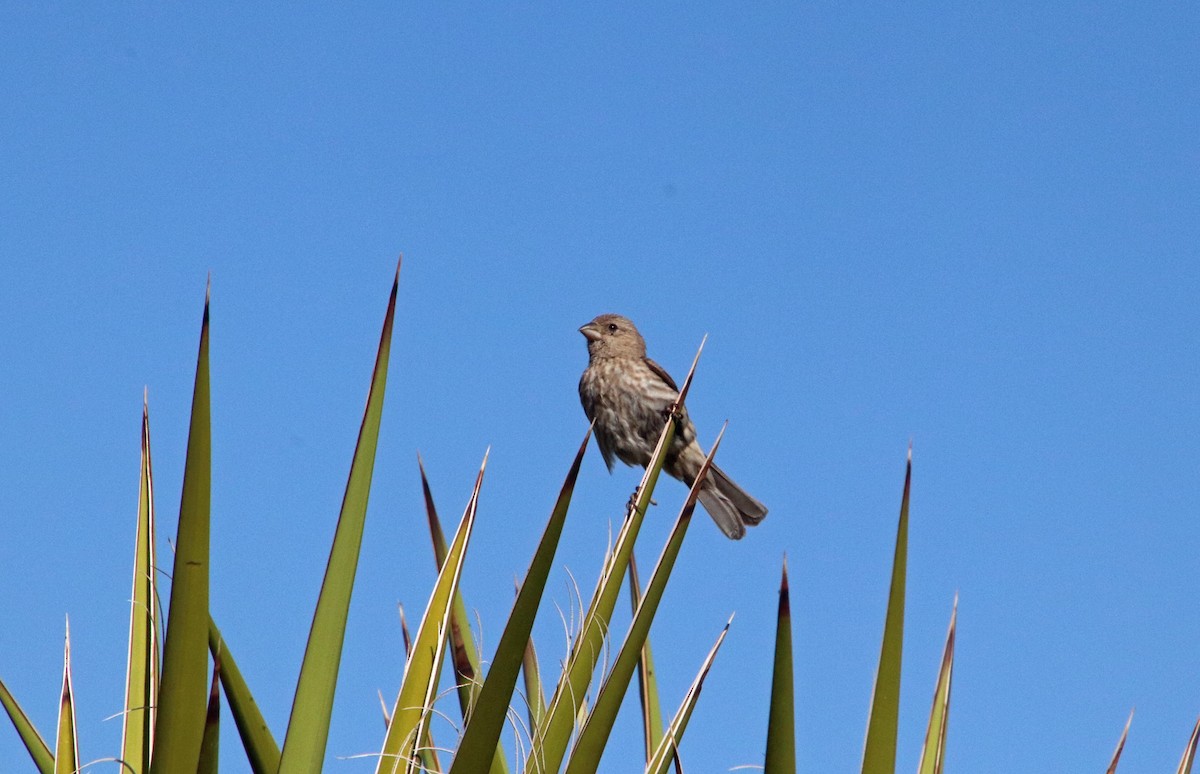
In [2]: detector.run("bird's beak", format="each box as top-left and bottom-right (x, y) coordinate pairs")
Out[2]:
(579, 322), (602, 342)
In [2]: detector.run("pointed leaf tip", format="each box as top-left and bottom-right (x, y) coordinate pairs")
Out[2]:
(674, 334), (708, 407)
(1106, 710), (1134, 774)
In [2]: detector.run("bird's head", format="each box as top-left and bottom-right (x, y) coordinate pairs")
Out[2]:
(579, 313), (647, 359)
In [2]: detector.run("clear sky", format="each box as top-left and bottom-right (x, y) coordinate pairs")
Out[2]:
(1, 4), (1197, 772)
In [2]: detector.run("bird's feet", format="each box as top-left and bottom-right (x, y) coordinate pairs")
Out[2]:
(625, 492), (658, 519)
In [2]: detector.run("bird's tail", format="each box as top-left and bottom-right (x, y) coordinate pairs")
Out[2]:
(697, 463), (768, 540)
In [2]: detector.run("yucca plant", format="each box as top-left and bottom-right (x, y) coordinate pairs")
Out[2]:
(3, 263), (1191, 772)
(0, 263), (749, 772)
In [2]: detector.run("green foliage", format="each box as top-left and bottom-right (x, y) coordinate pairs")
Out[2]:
(764, 559), (795, 774)
(151, 289), (212, 774)
(5, 266), (1190, 773)
(280, 266), (399, 771)
(448, 433), (588, 774)
(861, 453), (911, 774)
(121, 397), (160, 773)
(0, 675), (52, 773)
(53, 622), (77, 774)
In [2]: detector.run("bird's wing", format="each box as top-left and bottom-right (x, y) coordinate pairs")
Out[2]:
(644, 355), (696, 442)
(642, 357), (680, 392)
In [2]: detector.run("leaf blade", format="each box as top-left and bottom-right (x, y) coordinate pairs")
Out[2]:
(567, 429), (723, 772)
(208, 618), (281, 773)
(764, 557), (795, 774)
(278, 264), (400, 771)
(377, 454), (486, 773)
(1105, 710), (1133, 774)
(916, 597), (957, 774)
(122, 395), (161, 773)
(1176, 716), (1200, 774)
(861, 451), (912, 774)
(53, 619), (78, 774)
(449, 431), (589, 774)
(0, 676), (53, 773)
(645, 618), (731, 774)
(151, 288), (212, 774)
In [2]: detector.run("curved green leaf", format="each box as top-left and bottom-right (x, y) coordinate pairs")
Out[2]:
(1177, 716), (1200, 774)
(629, 554), (664, 766)
(861, 451), (911, 774)
(449, 430), (590, 774)
(1106, 710), (1133, 773)
(197, 660), (220, 774)
(152, 287), (212, 774)
(377, 453), (486, 773)
(566, 429), (721, 773)
(420, 458), (509, 774)
(764, 557), (794, 774)
(523, 634), (547, 734)
(279, 263), (400, 772)
(0, 675), (52, 774)
(646, 617), (731, 774)
(208, 618), (280, 773)
(529, 419), (670, 774)
(916, 596), (956, 774)
(54, 619), (78, 774)
(122, 395), (160, 774)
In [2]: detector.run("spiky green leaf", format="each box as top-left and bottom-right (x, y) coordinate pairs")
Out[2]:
(54, 619), (78, 774)
(151, 287), (212, 774)
(279, 263), (400, 771)
(420, 458), (509, 774)
(449, 430), (589, 774)
(122, 396), (160, 774)
(378, 454), (486, 773)
(1177, 716), (1200, 774)
(629, 554), (664, 766)
(645, 618), (731, 774)
(566, 429), (722, 773)
(916, 597), (956, 774)
(764, 557), (795, 774)
(1105, 710), (1133, 773)
(0, 675), (52, 774)
(196, 661), (220, 774)
(861, 452), (911, 774)
(208, 618), (280, 773)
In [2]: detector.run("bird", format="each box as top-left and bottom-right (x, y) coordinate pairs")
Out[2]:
(577, 313), (767, 539)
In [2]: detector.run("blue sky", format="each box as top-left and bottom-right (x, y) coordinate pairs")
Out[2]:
(1, 3), (1197, 772)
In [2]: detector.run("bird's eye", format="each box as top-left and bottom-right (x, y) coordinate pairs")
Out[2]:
(607, 323), (618, 332)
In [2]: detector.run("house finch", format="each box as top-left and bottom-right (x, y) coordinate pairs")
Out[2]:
(578, 313), (768, 540)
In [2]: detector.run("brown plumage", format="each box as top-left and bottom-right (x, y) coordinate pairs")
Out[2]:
(577, 313), (767, 539)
